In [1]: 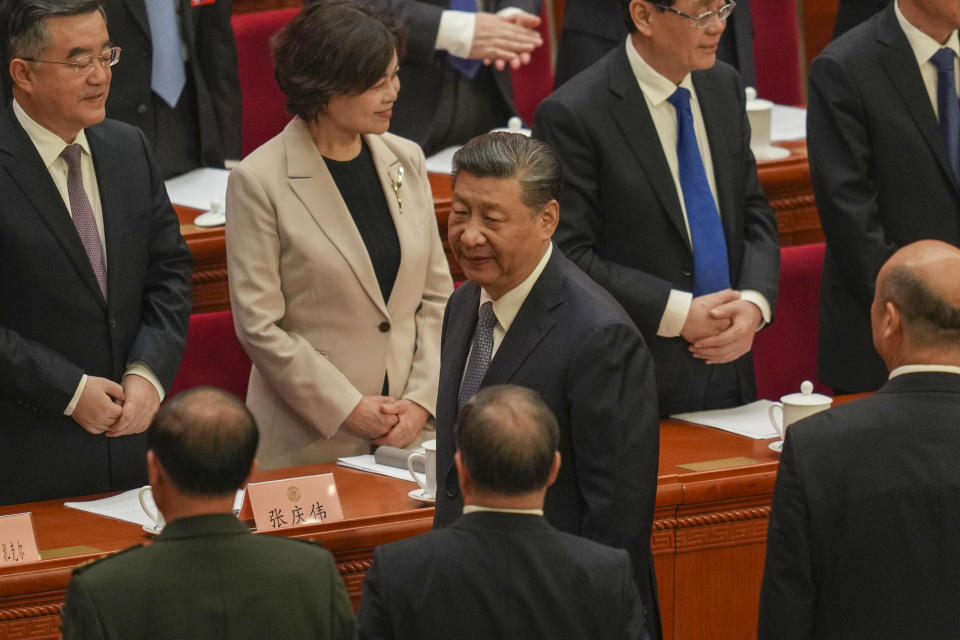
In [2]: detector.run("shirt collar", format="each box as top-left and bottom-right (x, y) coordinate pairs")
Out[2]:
(624, 35), (695, 107)
(895, 0), (960, 68)
(889, 364), (960, 379)
(462, 505), (545, 516)
(13, 98), (92, 171)
(480, 243), (553, 334)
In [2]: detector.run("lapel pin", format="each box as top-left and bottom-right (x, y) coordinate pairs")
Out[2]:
(390, 166), (404, 215)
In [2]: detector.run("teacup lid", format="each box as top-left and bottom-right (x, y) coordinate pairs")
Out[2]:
(780, 380), (833, 405)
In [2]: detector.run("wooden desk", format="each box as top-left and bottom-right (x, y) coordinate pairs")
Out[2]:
(183, 144), (818, 313)
(2, 407), (851, 640)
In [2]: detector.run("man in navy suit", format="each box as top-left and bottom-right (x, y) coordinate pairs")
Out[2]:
(0, 0), (192, 505)
(433, 133), (662, 638)
(759, 240), (960, 638)
(360, 384), (648, 639)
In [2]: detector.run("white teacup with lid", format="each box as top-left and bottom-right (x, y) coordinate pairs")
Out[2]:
(768, 380), (833, 449)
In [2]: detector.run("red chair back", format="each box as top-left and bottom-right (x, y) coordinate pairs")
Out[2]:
(750, 0), (803, 105)
(169, 311), (252, 401)
(231, 9), (299, 157)
(510, 5), (554, 126)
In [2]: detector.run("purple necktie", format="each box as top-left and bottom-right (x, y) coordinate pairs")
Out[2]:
(61, 144), (107, 298)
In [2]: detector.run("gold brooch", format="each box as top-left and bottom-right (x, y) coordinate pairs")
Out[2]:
(390, 166), (404, 215)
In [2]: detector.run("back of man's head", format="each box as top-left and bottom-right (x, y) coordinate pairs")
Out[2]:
(455, 385), (559, 496)
(3, 0), (104, 65)
(148, 387), (259, 497)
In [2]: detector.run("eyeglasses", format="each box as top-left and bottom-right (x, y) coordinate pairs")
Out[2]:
(653, 1), (736, 29)
(20, 47), (121, 74)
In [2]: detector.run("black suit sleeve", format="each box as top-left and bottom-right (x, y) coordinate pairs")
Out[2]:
(568, 320), (660, 575)
(358, 547), (392, 640)
(757, 430), (816, 640)
(807, 53), (895, 307)
(61, 576), (109, 640)
(0, 327), (84, 414)
(193, 0), (241, 160)
(125, 128), (193, 391)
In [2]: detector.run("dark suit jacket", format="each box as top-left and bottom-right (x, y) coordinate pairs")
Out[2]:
(61, 513), (356, 640)
(532, 47), (779, 416)
(554, 0), (755, 89)
(363, 0), (541, 147)
(434, 247), (661, 636)
(832, 0), (889, 38)
(104, 0), (241, 171)
(758, 372), (960, 639)
(360, 511), (647, 639)
(0, 109), (193, 506)
(808, 6), (960, 393)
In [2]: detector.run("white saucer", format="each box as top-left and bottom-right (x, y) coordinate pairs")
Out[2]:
(193, 209), (225, 228)
(408, 489), (436, 505)
(768, 440), (784, 453)
(142, 523), (163, 535)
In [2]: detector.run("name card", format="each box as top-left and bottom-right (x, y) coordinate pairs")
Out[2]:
(239, 473), (344, 532)
(0, 513), (41, 566)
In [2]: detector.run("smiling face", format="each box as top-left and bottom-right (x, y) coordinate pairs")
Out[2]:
(630, 0), (727, 84)
(11, 10), (112, 143)
(448, 172), (558, 300)
(321, 51), (400, 137)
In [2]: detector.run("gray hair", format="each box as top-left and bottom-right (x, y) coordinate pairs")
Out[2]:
(880, 265), (960, 346)
(4, 0), (106, 64)
(451, 133), (564, 211)
(455, 384), (559, 496)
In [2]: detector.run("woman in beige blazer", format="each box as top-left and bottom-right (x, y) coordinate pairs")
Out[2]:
(225, 1), (453, 468)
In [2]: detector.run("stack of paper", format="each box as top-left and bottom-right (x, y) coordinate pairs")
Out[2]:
(337, 455), (423, 485)
(671, 400), (780, 439)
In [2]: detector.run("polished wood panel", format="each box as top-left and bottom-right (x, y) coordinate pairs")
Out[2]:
(801, 0), (841, 68)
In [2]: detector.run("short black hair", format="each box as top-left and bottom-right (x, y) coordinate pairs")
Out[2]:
(4, 0), (105, 65)
(148, 387), (259, 496)
(455, 385), (559, 496)
(272, 0), (402, 122)
(452, 133), (564, 211)
(881, 266), (960, 347)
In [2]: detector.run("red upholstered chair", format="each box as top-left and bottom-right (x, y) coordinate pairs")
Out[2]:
(510, 4), (554, 127)
(168, 311), (252, 401)
(753, 243), (829, 400)
(231, 9), (299, 157)
(750, 0), (803, 105)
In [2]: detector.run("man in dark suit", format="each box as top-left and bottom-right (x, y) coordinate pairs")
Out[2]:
(61, 388), (356, 640)
(0, 0), (192, 506)
(361, 384), (648, 639)
(434, 133), (662, 638)
(533, 0), (779, 416)
(758, 240), (960, 639)
(102, 0), (240, 177)
(554, 0), (756, 89)
(809, 0), (960, 393)
(361, 0), (543, 155)
(833, 0), (889, 38)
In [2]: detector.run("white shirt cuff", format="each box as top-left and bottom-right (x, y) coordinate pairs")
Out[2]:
(657, 289), (693, 337)
(739, 290), (771, 331)
(437, 11), (476, 58)
(124, 363), (166, 403)
(498, 7), (524, 17)
(64, 373), (88, 416)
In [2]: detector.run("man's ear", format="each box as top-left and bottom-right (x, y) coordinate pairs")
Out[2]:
(538, 199), (559, 238)
(630, 0), (654, 36)
(8, 58), (35, 93)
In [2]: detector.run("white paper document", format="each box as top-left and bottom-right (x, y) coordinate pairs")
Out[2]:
(164, 167), (230, 211)
(337, 455), (423, 485)
(771, 105), (807, 142)
(65, 487), (245, 528)
(670, 400), (780, 440)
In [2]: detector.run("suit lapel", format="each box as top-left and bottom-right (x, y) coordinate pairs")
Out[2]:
(122, 0), (152, 40)
(439, 283), (480, 425)
(693, 68), (739, 250)
(0, 110), (106, 305)
(483, 249), (561, 385)
(876, 7), (958, 191)
(284, 119), (389, 316)
(607, 48), (691, 251)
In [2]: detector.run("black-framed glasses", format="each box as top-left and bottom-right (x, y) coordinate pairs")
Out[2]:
(653, 1), (736, 29)
(20, 47), (121, 74)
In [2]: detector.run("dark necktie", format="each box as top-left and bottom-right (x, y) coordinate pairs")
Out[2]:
(666, 87), (731, 296)
(146, 0), (186, 107)
(931, 48), (960, 183)
(448, 0), (482, 79)
(61, 144), (107, 298)
(458, 301), (497, 410)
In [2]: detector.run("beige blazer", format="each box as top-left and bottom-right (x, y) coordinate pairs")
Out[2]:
(226, 118), (453, 468)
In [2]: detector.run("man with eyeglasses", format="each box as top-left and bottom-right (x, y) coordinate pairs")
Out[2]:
(532, 0), (779, 420)
(0, 0), (193, 506)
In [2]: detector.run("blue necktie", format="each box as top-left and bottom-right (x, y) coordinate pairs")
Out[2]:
(932, 48), (960, 183)
(458, 301), (496, 410)
(448, 0), (482, 79)
(666, 87), (731, 296)
(146, 0), (187, 108)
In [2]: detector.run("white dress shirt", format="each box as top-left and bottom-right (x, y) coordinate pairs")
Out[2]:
(889, 364), (960, 379)
(480, 243), (552, 357)
(437, 2), (525, 59)
(894, 0), (959, 120)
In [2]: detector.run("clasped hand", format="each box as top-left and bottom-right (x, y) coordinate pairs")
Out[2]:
(680, 289), (763, 365)
(71, 374), (160, 437)
(343, 396), (429, 448)
(472, 11), (543, 71)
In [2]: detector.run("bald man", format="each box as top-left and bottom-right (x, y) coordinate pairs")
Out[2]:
(758, 239), (960, 639)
